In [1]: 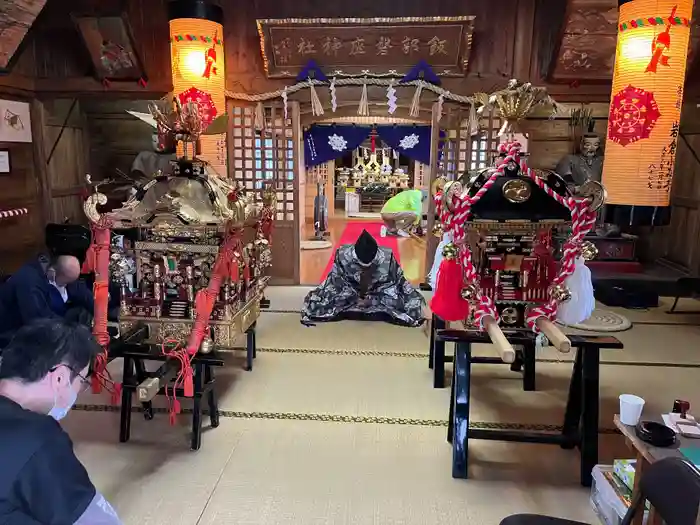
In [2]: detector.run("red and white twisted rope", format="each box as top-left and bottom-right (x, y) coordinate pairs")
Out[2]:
(435, 142), (597, 332)
(0, 207), (28, 220)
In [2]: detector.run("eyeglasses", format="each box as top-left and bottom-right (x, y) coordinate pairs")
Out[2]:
(50, 365), (91, 392)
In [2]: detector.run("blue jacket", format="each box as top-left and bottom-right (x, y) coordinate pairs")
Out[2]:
(0, 259), (94, 333)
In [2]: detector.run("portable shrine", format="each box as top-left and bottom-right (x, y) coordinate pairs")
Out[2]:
(430, 141), (604, 362)
(83, 98), (275, 408)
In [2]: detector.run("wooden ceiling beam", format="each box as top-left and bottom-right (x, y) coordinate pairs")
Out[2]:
(533, 0), (570, 82)
(33, 76), (171, 99)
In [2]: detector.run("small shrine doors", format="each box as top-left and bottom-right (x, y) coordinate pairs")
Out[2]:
(227, 100), (302, 284)
(424, 103), (501, 281)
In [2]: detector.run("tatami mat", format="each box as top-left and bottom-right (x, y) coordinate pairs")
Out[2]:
(63, 285), (700, 525)
(253, 311), (700, 367)
(195, 419), (599, 525)
(79, 348), (700, 432)
(65, 411), (630, 525)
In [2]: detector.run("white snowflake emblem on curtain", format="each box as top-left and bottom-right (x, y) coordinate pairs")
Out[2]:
(399, 133), (420, 149)
(328, 134), (348, 152)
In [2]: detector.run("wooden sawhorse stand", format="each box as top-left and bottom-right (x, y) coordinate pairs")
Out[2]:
(441, 328), (623, 486)
(429, 314), (537, 391)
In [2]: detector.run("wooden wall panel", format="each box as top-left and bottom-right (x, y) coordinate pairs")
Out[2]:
(3, 0), (629, 101)
(646, 105), (700, 271)
(523, 102), (609, 170)
(37, 99), (90, 224)
(0, 96), (44, 273)
(81, 99), (155, 182)
(12, 0), (171, 95)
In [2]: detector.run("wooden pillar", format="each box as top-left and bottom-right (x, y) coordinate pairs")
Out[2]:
(424, 102), (442, 282)
(30, 100), (51, 227)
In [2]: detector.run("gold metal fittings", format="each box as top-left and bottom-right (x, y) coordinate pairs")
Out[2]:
(502, 178), (532, 203)
(548, 283), (572, 303)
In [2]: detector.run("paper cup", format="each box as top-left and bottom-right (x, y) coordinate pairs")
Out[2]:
(619, 394), (645, 426)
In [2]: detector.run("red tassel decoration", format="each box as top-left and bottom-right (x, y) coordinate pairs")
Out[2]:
(430, 245), (470, 322)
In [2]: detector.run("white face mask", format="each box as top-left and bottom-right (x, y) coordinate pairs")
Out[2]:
(48, 384), (78, 421)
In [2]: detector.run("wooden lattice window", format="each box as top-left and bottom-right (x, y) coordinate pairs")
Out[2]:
(307, 162), (330, 185)
(228, 105), (297, 222)
(413, 161), (428, 189)
(434, 108), (481, 181)
(469, 111), (502, 171)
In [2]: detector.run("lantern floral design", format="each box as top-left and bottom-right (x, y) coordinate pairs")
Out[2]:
(608, 85), (661, 147)
(178, 87), (217, 129)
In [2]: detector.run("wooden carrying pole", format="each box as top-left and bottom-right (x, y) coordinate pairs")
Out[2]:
(536, 317), (571, 353)
(482, 315), (516, 363)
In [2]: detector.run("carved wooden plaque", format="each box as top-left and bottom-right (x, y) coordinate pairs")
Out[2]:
(552, 0), (700, 81)
(552, 2), (618, 81)
(256, 16), (475, 78)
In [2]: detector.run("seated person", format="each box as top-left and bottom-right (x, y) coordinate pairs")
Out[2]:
(0, 255), (94, 344)
(301, 229), (424, 327)
(0, 320), (122, 524)
(380, 184), (424, 238)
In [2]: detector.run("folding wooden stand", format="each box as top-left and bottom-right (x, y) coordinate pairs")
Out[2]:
(440, 328), (623, 486)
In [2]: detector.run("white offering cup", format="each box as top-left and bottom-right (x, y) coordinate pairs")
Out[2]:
(619, 394), (645, 426)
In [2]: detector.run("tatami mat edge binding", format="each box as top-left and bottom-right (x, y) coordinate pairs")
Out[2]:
(71, 404), (620, 434)
(261, 308), (700, 327)
(209, 346), (700, 368)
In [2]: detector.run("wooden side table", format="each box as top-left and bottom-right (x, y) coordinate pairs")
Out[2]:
(613, 415), (689, 525)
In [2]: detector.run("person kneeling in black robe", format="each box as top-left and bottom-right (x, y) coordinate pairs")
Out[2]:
(301, 229), (424, 327)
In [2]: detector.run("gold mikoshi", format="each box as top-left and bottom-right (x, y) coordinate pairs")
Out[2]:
(460, 283), (478, 301)
(580, 241), (599, 262)
(432, 223), (445, 238)
(442, 242), (459, 260)
(548, 283), (572, 303)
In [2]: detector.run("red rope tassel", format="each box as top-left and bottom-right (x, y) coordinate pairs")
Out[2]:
(430, 254), (470, 322)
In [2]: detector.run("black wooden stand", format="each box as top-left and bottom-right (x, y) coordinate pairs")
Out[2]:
(440, 328), (622, 486)
(116, 344), (224, 450)
(245, 322), (257, 371)
(429, 314), (536, 391)
(111, 322), (258, 450)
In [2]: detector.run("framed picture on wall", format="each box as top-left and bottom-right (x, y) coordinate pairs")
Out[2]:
(0, 99), (32, 143)
(72, 13), (146, 82)
(0, 150), (10, 174)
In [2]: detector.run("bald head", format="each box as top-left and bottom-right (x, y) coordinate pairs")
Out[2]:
(52, 255), (81, 286)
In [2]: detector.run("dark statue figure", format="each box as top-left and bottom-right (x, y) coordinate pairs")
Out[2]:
(556, 133), (619, 237)
(555, 134), (604, 189)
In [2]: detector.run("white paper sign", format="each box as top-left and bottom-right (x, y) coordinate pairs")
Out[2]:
(0, 151), (10, 173)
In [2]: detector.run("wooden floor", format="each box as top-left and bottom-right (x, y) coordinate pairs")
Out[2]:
(300, 217), (427, 285)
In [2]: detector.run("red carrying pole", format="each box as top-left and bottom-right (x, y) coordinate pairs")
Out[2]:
(90, 225), (112, 393)
(180, 226), (241, 397)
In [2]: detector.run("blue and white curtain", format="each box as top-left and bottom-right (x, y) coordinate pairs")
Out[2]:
(304, 125), (371, 167)
(375, 126), (433, 166)
(303, 124), (439, 167)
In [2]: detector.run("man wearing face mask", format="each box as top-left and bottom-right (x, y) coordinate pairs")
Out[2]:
(0, 254), (94, 347)
(0, 320), (122, 524)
